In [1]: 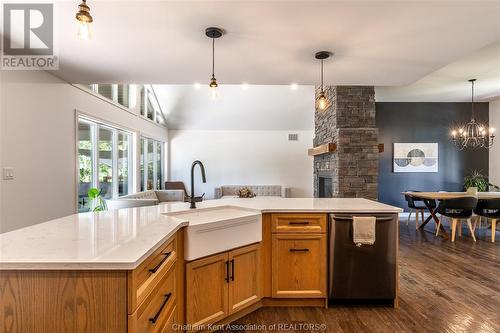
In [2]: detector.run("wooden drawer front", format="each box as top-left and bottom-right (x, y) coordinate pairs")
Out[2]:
(272, 214), (327, 233)
(160, 306), (177, 333)
(129, 235), (177, 313)
(272, 233), (326, 298)
(129, 263), (176, 333)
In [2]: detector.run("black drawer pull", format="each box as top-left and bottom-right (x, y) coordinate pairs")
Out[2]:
(149, 293), (172, 324)
(230, 259), (235, 281)
(288, 221), (310, 225)
(289, 248), (309, 252)
(225, 260), (230, 282)
(149, 251), (172, 273)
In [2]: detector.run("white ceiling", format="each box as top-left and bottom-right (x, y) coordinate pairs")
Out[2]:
(375, 41), (500, 102)
(45, 0), (500, 87)
(153, 84), (315, 130)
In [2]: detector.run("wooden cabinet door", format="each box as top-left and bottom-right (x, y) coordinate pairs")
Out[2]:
(272, 233), (326, 298)
(228, 243), (262, 314)
(186, 252), (229, 327)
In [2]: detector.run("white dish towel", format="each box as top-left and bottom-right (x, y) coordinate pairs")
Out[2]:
(353, 216), (376, 246)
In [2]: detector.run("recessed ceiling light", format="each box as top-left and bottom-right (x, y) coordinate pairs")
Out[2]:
(290, 83), (298, 90)
(193, 83), (201, 89)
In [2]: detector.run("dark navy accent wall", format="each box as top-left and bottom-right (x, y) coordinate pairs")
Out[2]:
(376, 102), (489, 210)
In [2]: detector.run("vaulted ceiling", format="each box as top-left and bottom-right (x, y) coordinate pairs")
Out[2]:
(49, 0), (500, 88)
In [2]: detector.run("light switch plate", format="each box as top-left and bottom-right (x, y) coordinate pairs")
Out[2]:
(3, 167), (14, 180)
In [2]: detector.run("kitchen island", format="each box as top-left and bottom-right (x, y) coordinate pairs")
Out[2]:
(0, 197), (402, 332)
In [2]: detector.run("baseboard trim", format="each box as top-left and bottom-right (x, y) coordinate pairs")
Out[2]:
(261, 297), (326, 307)
(205, 297), (327, 332)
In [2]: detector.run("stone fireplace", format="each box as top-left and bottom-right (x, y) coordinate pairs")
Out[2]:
(313, 86), (378, 199)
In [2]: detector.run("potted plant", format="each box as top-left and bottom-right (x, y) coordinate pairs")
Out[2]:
(88, 188), (107, 211)
(463, 170), (499, 192)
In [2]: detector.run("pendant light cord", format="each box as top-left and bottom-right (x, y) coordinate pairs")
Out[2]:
(212, 38), (215, 79)
(471, 80), (475, 121)
(320, 59), (324, 92)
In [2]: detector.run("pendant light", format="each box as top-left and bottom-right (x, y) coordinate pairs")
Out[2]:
(451, 79), (495, 150)
(315, 51), (332, 111)
(76, 0), (93, 40)
(205, 27), (224, 100)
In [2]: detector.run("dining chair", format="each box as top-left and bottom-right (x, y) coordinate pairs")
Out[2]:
(473, 198), (500, 242)
(435, 196), (478, 242)
(404, 191), (437, 229)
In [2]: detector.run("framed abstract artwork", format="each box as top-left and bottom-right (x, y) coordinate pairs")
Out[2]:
(393, 143), (438, 173)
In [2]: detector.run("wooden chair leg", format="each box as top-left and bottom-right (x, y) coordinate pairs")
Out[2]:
(415, 209), (421, 230)
(467, 218), (476, 242)
(458, 220), (462, 237)
(451, 219), (457, 242)
(492, 219), (497, 243)
(419, 210), (425, 230)
(435, 218), (441, 236)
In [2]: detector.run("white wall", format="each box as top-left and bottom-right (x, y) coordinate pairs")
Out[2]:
(168, 130), (314, 199)
(0, 70), (168, 233)
(490, 98), (500, 186)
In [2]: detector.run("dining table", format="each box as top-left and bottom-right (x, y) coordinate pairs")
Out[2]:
(402, 191), (500, 237)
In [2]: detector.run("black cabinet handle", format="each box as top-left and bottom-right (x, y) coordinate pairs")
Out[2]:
(230, 259), (235, 281)
(149, 293), (172, 324)
(225, 260), (230, 282)
(149, 252), (172, 273)
(288, 221), (310, 225)
(289, 248), (309, 252)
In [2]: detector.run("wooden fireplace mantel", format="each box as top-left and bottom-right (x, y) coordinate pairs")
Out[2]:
(308, 142), (385, 156)
(308, 142), (337, 156)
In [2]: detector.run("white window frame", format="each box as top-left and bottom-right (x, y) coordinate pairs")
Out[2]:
(78, 116), (134, 204)
(140, 137), (164, 191)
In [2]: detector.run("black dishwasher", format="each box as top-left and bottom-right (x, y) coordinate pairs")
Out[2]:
(328, 214), (398, 303)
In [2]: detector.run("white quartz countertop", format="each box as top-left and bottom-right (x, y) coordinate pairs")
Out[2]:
(0, 197), (401, 270)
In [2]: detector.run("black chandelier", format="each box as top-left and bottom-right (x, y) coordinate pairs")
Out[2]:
(451, 79), (495, 150)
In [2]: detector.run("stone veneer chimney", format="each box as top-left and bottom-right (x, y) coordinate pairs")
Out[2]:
(313, 86), (378, 199)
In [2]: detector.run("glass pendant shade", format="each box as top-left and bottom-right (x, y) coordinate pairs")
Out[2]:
(76, 0), (93, 40)
(315, 51), (332, 111)
(206, 27), (223, 100)
(317, 91), (328, 111)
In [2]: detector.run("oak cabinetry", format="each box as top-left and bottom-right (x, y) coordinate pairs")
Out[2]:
(128, 235), (177, 313)
(128, 261), (176, 333)
(128, 233), (181, 333)
(0, 232), (182, 333)
(270, 213), (327, 299)
(186, 243), (262, 328)
(228, 243), (262, 314)
(185, 252), (229, 327)
(271, 213), (326, 233)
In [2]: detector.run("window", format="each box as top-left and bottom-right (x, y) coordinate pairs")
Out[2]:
(77, 117), (133, 212)
(88, 84), (136, 109)
(78, 121), (93, 212)
(140, 85), (166, 126)
(117, 132), (130, 197)
(87, 84), (165, 127)
(98, 127), (113, 199)
(140, 137), (164, 191)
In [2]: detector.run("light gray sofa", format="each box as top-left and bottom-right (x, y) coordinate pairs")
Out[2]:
(106, 190), (185, 210)
(214, 185), (291, 199)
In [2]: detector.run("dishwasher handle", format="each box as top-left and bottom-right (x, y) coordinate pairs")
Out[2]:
(331, 215), (395, 223)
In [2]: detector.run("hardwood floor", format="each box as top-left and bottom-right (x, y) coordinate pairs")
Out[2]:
(223, 220), (500, 333)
